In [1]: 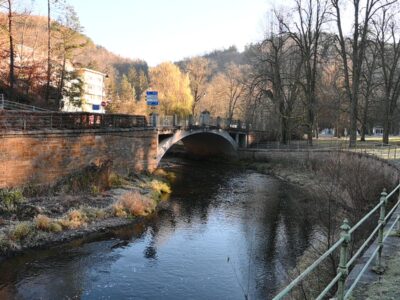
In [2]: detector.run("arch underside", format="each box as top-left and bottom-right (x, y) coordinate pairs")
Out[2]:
(157, 130), (238, 165)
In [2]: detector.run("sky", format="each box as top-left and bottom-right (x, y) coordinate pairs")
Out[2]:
(32, 0), (270, 66)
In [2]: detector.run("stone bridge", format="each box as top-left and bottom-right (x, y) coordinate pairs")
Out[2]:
(154, 113), (248, 165)
(0, 111), (255, 188)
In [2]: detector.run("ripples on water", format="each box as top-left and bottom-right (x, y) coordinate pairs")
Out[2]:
(0, 158), (317, 300)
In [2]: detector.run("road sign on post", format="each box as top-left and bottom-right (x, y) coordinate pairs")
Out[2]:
(146, 91), (159, 106)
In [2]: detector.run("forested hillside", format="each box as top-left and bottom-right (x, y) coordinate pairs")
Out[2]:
(0, 7), (148, 112)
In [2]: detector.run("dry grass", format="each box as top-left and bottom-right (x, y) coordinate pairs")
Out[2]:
(150, 180), (171, 194)
(112, 203), (128, 218)
(49, 222), (62, 233)
(57, 209), (88, 229)
(153, 169), (177, 182)
(109, 172), (125, 188)
(80, 206), (108, 220)
(114, 191), (156, 217)
(67, 209), (88, 229)
(11, 222), (32, 240)
(34, 214), (51, 231)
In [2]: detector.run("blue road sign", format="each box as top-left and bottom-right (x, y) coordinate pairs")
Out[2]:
(146, 91), (159, 106)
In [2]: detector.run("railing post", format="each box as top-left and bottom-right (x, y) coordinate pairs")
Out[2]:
(373, 189), (387, 274)
(337, 218), (351, 300)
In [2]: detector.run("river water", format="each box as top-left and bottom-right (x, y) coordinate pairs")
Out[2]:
(0, 159), (318, 300)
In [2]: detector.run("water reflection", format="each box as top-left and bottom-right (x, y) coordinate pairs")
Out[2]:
(0, 159), (317, 300)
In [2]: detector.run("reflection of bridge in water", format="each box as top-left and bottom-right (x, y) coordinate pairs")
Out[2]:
(151, 113), (249, 164)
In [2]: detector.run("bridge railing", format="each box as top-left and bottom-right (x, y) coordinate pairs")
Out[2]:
(0, 110), (147, 131)
(272, 184), (400, 300)
(155, 114), (248, 131)
(250, 138), (400, 161)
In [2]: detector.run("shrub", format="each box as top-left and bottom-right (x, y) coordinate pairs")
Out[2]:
(80, 206), (107, 220)
(58, 218), (73, 229)
(11, 222), (32, 240)
(109, 172), (124, 188)
(34, 214), (51, 231)
(0, 189), (25, 211)
(49, 222), (63, 233)
(90, 185), (100, 195)
(58, 160), (113, 194)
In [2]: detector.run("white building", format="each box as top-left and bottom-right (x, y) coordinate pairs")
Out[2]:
(61, 67), (107, 114)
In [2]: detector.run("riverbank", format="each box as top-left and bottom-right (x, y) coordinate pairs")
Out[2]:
(241, 151), (399, 299)
(0, 166), (173, 259)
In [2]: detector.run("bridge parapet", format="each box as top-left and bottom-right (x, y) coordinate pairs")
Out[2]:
(0, 110), (147, 132)
(151, 114), (248, 133)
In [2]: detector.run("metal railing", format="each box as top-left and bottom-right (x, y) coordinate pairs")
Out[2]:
(251, 138), (400, 161)
(154, 114), (248, 131)
(273, 184), (400, 299)
(0, 110), (147, 131)
(0, 95), (51, 112)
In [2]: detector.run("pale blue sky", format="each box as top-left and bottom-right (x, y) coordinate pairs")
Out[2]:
(32, 0), (270, 66)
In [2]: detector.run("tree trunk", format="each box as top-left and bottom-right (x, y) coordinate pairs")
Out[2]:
(383, 104), (391, 144)
(349, 94), (358, 147)
(7, 0), (15, 99)
(45, 0), (51, 103)
(307, 105), (313, 145)
(360, 98), (369, 142)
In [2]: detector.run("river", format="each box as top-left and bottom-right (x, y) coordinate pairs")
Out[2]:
(0, 158), (318, 299)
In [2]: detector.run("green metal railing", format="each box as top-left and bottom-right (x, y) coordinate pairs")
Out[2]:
(273, 183), (400, 300)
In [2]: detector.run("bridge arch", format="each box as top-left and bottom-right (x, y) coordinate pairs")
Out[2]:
(157, 129), (238, 166)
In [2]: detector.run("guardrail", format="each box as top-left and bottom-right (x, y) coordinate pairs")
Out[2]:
(273, 184), (400, 299)
(0, 110), (147, 131)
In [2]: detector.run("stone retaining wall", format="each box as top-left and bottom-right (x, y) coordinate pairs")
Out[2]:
(0, 128), (157, 188)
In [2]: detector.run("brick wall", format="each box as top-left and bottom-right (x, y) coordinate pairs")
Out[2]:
(0, 128), (158, 188)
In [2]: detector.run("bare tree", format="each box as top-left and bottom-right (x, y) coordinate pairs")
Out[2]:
(331, 0), (394, 147)
(5, 0), (15, 98)
(184, 57), (214, 116)
(373, 5), (400, 144)
(359, 40), (379, 141)
(225, 63), (247, 122)
(249, 13), (304, 143)
(45, 0), (51, 103)
(282, 0), (330, 145)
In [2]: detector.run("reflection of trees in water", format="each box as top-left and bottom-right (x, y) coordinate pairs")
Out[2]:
(239, 179), (318, 299)
(142, 160), (237, 263)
